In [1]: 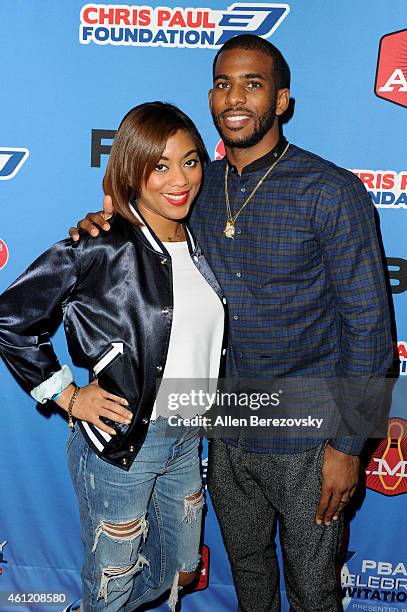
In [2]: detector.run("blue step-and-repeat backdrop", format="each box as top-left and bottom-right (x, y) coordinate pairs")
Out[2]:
(1, 2), (406, 611)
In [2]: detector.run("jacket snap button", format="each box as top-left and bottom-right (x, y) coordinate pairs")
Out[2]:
(160, 258), (167, 264)
(142, 418), (148, 424)
(161, 308), (169, 315)
(129, 446), (135, 452)
(121, 458), (128, 466)
(156, 365), (163, 372)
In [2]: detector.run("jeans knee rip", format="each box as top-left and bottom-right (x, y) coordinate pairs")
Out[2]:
(167, 559), (201, 612)
(92, 515), (148, 553)
(168, 571), (180, 612)
(183, 488), (204, 524)
(97, 553), (149, 604)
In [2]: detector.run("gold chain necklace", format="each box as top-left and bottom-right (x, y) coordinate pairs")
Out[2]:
(224, 142), (290, 239)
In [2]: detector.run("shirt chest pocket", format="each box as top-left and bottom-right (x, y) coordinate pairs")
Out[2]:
(243, 221), (322, 297)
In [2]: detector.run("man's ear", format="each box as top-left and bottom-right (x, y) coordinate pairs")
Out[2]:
(276, 88), (290, 116)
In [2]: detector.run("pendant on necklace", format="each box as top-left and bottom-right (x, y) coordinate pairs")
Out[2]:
(224, 220), (235, 239)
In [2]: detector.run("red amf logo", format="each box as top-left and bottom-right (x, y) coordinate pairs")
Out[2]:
(366, 418), (407, 496)
(375, 29), (407, 108)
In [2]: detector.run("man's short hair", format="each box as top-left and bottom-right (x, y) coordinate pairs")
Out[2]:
(212, 34), (290, 90)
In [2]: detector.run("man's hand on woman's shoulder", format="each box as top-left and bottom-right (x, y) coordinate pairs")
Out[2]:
(69, 195), (114, 241)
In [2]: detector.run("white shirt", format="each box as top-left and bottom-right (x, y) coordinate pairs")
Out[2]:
(152, 240), (224, 420)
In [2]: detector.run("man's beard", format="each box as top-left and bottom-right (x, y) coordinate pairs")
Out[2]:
(212, 103), (277, 149)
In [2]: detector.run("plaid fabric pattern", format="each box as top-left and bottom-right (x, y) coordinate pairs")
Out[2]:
(190, 142), (393, 455)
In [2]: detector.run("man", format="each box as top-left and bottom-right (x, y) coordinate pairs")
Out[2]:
(70, 35), (392, 611)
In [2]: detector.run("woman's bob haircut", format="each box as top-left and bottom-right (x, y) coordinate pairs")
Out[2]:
(103, 101), (209, 224)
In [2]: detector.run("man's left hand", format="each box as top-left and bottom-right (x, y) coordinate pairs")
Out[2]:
(316, 443), (359, 526)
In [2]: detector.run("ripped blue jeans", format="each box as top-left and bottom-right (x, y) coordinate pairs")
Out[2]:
(67, 418), (204, 611)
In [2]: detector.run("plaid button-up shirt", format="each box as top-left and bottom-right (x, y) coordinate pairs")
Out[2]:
(190, 140), (393, 455)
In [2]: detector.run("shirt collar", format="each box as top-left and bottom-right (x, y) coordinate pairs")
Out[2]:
(227, 137), (288, 176)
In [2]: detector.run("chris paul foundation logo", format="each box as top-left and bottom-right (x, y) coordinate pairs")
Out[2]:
(79, 2), (290, 48)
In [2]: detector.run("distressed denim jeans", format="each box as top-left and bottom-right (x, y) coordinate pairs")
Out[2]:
(67, 418), (204, 611)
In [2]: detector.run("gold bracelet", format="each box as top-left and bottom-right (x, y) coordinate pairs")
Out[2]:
(68, 384), (80, 430)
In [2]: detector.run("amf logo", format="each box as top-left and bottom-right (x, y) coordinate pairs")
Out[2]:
(79, 2), (290, 48)
(375, 28), (407, 108)
(366, 418), (407, 496)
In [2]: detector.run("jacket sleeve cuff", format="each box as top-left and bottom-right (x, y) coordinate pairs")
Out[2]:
(328, 437), (366, 456)
(30, 365), (73, 404)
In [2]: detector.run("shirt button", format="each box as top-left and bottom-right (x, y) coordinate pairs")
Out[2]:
(233, 315), (239, 320)
(161, 307), (169, 315)
(236, 229), (242, 235)
(121, 458), (128, 466)
(238, 352), (243, 359)
(160, 258), (167, 265)
(236, 272), (241, 278)
(240, 187), (246, 193)
(142, 418), (148, 424)
(156, 365), (163, 372)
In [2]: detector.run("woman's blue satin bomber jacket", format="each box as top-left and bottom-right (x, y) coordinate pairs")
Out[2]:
(0, 208), (228, 470)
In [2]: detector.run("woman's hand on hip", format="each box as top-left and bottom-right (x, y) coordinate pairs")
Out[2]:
(56, 380), (133, 435)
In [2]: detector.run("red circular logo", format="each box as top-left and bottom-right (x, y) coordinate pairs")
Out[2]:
(0, 239), (9, 270)
(0, 238), (8, 270)
(214, 139), (225, 160)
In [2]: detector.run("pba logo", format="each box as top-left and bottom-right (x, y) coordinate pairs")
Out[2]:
(352, 169), (407, 209)
(375, 29), (407, 108)
(342, 552), (407, 606)
(366, 418), (407, 496)
(79, 3), (290, 48)
(0, 240), (9, 271)
(0, 148), (29, 180)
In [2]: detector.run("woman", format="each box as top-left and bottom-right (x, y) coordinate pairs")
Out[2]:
(0, 102), (227, 611)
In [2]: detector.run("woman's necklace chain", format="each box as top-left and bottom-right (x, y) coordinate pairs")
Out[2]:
(224, 142), (290, 239)
(162, 223), (183, 242)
